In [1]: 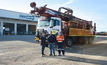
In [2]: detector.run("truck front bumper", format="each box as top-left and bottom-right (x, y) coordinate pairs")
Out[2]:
(35, 37), (40, 41)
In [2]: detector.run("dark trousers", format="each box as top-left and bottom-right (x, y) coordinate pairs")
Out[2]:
(57, 43), (65, 55)
(41, 44), (45, 55)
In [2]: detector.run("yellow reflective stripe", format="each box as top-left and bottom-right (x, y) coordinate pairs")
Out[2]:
(58, 41), (63, 42)
(57, 49), (64, 50)
(77, 35), (84, 36)
(85, 35), (94, 36)
(70, 35), (77, 36)
(57, 38), (64, 40)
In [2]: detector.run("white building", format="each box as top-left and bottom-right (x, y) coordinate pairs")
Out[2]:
(0, 9), (38, 35)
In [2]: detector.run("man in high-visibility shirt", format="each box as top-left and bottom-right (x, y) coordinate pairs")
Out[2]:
(56, 32), (65, 56)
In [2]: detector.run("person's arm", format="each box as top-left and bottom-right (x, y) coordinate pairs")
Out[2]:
(63, 36), (65, 40)
(54, 35), (57, 44)
(62, 36), (65, 43)
(40, 37), (43, 45)
(47, 35), (50, 43)
(56, 36), (58, 44)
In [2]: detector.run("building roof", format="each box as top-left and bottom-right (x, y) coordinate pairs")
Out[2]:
(0, 9), (38, 22)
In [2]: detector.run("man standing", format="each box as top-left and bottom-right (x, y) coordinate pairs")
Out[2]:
(56, 32), (65, 56)
(48, 31), (56, 56)
(40, 33), (46, 57)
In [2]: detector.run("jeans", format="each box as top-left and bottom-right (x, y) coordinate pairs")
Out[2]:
(41, 44), (45, 55)
(49, 43), (55, 54)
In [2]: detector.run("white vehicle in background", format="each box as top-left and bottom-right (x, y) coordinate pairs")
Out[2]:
(100, 32), (107, 35)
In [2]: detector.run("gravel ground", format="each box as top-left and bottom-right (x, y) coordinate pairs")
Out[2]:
(0, 35), (107, 65)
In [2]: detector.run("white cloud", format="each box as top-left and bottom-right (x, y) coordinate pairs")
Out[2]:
(61, 0), (74, 6)
(48, 0), (74, 11)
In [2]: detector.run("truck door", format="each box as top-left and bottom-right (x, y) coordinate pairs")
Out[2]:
(50, 19), (61, 34)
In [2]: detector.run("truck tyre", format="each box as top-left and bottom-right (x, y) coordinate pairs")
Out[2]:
(84, 37), (89, 44)
(80, 37), (89, 45)
(88, 37), (93, 44)
(66, 38), (73, 47)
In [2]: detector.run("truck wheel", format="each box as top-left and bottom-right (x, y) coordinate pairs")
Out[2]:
(79, 37), (88, 45)
(84, 37), (89, 44)
(88, 38), (93, 44)
(66, 38), (73, 47)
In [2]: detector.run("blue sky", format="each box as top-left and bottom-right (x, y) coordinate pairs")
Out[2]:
(0, 0), (107, 32)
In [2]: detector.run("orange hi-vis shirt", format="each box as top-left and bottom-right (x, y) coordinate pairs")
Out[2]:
(56, 35), (64, 42)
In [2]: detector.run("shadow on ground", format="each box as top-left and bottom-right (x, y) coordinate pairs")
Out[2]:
(65, 43), (107, 56)
(0, 35), (36, 43)
(0, 35), (107, 65)
(61, 55), (107, 65)
(64, 36), (107, 57)
(0, 35), (107, 57)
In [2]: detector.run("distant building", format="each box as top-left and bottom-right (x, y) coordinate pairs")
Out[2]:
(0, 9), (38, 35)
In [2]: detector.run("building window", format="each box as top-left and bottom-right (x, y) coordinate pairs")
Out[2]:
(17, 24), (26, 35)
(28, 25), (36, 35)
(3, 22), (14, 35)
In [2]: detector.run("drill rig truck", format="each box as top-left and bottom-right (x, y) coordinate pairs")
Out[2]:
(30, 2), (96, 47)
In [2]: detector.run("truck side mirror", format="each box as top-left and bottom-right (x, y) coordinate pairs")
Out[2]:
(50, 26), (53, 28)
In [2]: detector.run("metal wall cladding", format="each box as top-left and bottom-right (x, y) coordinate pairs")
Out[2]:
(69, 28), (91, 36)
(69, 28), (77, 35)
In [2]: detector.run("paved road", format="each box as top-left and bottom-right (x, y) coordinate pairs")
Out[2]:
(0, 35), (107, 65)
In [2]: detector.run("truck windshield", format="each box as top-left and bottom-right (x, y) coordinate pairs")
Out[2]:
(38, 20), (50, 27)
(50, 19), (60, 26)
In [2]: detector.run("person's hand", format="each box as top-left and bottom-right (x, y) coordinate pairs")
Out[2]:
(39, 40), (41, 43)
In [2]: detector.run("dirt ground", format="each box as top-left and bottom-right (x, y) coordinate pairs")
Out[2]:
(0, 35), (107, 65)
